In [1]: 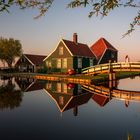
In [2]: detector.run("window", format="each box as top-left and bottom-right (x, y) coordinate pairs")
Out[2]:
(62, 58), (67, 68)
(62, 83), (67, 93)
(46, 83), (52, 89)
(29, 65), (33, 69)
(78, 58), (82, 68)
(57, 83), (62, 92)
(89, 58), (93, 66)
(57, 59), (61, 68)
(21, 57), (26, 62)
(46, 61), (51, 68)
(111, 53), (115, 58)
(48, 62), (51, 67)
(59, 96), (64, 105)
(59, 46), (63, 55)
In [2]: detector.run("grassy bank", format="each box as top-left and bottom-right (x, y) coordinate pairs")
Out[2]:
(90, 71), (140, 84)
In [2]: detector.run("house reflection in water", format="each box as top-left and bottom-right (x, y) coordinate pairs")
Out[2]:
(44, 81), (93, 116)
(92, 94), (110, 107)
(15, 77), (45, 92)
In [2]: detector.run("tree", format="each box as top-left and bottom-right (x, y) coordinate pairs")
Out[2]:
(67, 0), (140, 36)
(0, 79), (23, 109)
(0, 37), (22, 68)
(0, 0), (54, 18)
(0, 0), (140, 35)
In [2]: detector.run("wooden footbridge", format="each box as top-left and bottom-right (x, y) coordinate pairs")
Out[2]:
(82, 84), (140, 102)
(82, 62), (140, 75)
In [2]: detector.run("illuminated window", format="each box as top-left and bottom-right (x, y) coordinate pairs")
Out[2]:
(59, 46), (63, 55)
(62, 58), (67, 68)
(78, 58), (82, 68)
(57, 83), (62, 92)
(46, 61), (51, 67)
(57, 59), (61, 68)
(62, 83), (67, 93)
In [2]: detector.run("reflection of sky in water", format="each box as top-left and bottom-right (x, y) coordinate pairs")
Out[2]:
(118, 76), (140, 91)
(0, 78), (140, 139)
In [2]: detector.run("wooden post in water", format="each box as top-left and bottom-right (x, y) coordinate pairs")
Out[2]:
(108, 60), (116, 99)
(73, 106), (78, 116)
(108, 60), (116, 88)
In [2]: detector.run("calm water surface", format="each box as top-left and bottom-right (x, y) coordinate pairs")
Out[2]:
(0, 76), (140, 140)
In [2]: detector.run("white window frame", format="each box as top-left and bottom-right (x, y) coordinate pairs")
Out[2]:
(89, 58), (93, 67)
(78, 58), (82, 68)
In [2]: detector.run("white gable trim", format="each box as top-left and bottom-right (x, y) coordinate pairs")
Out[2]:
(43, 39), (73, 62)
(97, 48), (107, 64)
(61, 39), (73, 56)
(23, 54), (35, 66)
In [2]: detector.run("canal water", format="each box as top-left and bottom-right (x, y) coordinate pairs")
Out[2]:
(0, 76), (140, 140)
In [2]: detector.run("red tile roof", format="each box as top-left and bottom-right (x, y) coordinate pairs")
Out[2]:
(92, 94), (109, 107)
(63, 39), (95, 57)
(24, 54), (46, 65)
(90, 38), (117, 60)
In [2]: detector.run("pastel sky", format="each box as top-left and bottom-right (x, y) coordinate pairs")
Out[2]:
(0, 0), (140, 62)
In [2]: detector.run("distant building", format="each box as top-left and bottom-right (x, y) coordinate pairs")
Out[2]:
(43, 33), (96, 73)
(15, 54), (46, 72)
(90, 38), (118, 64)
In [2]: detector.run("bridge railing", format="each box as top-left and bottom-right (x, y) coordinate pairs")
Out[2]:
(82, 62), (140, 74)
(82, 84), (140, 101)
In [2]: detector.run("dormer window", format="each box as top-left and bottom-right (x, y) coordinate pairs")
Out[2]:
(59, 46), (63, 55)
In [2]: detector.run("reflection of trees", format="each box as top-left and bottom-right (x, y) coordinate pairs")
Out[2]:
(0, 79), (23, 110)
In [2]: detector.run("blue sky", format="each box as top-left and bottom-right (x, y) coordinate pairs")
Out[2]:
(0, 0), (140, 61)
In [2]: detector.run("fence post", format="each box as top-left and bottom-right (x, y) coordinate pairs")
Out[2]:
(108, 60), (112, 73)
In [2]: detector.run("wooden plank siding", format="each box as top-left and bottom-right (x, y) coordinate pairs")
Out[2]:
(44, 40), (96, 73)
(44, 41), (73, 72)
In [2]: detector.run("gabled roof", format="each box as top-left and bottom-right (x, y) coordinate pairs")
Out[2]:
(63, 39), (95, 57)
(90, 38), (117, 60)
(44, 88), (93, 112)
(24, 54), (46, 65)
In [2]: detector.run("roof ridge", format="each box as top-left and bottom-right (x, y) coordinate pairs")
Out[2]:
(101, 38), (117, 51)
(62, 39), (88, 46)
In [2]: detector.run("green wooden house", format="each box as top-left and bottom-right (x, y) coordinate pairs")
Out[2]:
(43, 33), (96, 73)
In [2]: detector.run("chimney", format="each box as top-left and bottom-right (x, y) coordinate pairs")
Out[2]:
(73, 33), (78, 44)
